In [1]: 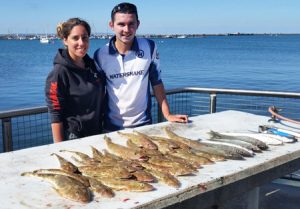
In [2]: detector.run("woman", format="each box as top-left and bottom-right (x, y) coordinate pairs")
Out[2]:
(45, 18), (104, 142)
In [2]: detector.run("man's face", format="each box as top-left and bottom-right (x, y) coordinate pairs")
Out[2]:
(110, 13), (139, 45)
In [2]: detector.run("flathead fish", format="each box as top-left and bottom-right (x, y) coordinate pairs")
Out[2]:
(117, 131), (158, 150)
(145, 169), (180, 188)
(51, 153), (78, 173)
(95, 177), (154, 192)
(104, 135), (149, 161)
(21, 172), (90, 203)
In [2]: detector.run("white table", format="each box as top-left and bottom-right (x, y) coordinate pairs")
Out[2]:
(0, 110), (299, 209)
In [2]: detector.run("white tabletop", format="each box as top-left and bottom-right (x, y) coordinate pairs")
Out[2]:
(0, 110), (299, 209)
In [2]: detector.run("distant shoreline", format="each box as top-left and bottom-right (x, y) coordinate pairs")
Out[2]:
(0, 33), (300, 40)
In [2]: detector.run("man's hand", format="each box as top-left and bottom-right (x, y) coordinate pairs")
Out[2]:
(166, 114), (189, 123)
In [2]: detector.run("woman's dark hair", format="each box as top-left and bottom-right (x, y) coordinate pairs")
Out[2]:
(56, 17), (91, 39)
(111, 2), (138, 21)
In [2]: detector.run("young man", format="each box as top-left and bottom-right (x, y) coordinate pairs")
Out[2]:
(94, 2), (188, 131)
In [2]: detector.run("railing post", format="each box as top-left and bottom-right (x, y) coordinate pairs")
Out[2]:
(209, 93), (217, 113)
(2, 118), (13, 152)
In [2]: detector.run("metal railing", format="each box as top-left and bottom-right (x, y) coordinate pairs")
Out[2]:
(1, 87), (300, 153)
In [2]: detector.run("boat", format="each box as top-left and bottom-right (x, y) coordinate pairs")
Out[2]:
(40, 36), (50, 44)
(177, 35), (187, 39)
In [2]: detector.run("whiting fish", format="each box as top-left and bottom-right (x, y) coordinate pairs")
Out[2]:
(208, 137), (262, 152)
(208, 131), (269, 150)
(220, 132), (283, 146)
(200, 141), (254, 157)
(21, 172), (91, 203)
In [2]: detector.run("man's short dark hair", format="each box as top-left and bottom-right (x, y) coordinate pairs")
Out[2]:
(111, 2), (138, 21)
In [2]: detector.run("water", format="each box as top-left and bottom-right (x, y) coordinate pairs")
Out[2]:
(1, 35), (300, 111)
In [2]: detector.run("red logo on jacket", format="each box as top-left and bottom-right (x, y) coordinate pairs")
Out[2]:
(49, 82), (61, 110)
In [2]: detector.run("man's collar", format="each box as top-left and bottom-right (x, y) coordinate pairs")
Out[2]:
(108, 36), (139, 55)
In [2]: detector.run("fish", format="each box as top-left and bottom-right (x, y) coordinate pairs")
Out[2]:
(163, 127), (233, 158)
(21, 172), (90, 203)
(59, 149), (97, 165)
(163, 126), (205, 150)
(104, 135), (149, 161)
(208, 137), (262, 152)
(78, 165), (132, 179)
(31, 168), (90, 187)
(261, 132), (296, 143)
(117, 131), (158, 150)
(90, 146), (104, 161)
(200, 141), (254, 157)
(131, 170), (156, 182)
(95, 177), (154, 192)
(140, 161), (194, 176)
(126, 139), (163, 157)
(88, 177), (114, 198)
(168, 149), (214, 165)
(209, 131), (269, 150)
(190, 149), (226, 162)
(148, 156), (197, 174)
(221, 132), (283, 145)
(51, 153), (78, 173)
(145, 169), (180, 188)
(150, 136), (181, 154)
(164, 154), (202, 169)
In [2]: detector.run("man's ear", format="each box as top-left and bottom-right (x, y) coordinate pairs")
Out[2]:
(109, 21), (114, 30)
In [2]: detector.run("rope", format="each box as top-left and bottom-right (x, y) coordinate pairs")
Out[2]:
(268, 106), (300, 125)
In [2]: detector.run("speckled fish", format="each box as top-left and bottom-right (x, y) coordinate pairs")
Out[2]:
(88, 177), (114, 198)
(131, 170), (156, 182)
(95, 177), (154, 192)
(31, 168), (90, 187)
(191, 149), (226, 162)
(148, 155), (197, 173)
(104, 135), (149, 161)
(60, 149), (97, 165)
(168, 148), (214, 165)
(117, 131), (158, 150)
(150, 136), (181, 154)
(164, 154), (202, 169)
(51, 153), (78, 173)
(208, 131), (269, 150)
(145, 169), (180, 188)
(21, 172), (90, 203)
(140, 161), (194, 176)
(78, 165), (132, 179)
(90, 146), (104, 161)
(126, 139), (163, 157)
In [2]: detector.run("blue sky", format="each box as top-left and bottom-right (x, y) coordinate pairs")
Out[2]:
(1, 0), (300, 34)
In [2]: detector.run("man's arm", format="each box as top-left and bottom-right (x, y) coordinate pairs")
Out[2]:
(153, 83), (188, 123)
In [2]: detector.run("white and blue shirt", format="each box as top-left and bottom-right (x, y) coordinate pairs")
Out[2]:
(94, 36), (162, 130)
